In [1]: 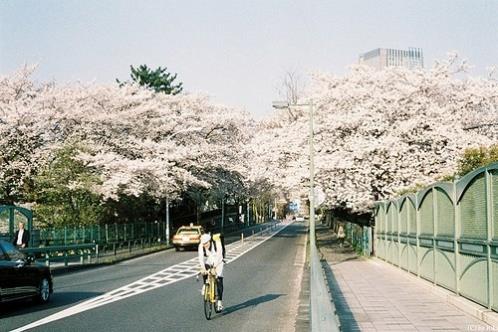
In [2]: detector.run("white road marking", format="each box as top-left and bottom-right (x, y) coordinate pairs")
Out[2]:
(11, 221), (294, 332)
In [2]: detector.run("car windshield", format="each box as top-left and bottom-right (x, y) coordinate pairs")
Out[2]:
(177, 229), (200, 235)
(0, 241), (25, 261)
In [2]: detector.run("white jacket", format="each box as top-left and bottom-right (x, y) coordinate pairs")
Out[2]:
(198, 240), (224, 277)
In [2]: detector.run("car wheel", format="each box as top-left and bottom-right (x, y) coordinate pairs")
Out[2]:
(36, 277), (51, 304)
(175, 246), (180, 251)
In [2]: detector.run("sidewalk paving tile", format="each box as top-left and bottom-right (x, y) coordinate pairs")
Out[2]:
(316, 224), (493, 332)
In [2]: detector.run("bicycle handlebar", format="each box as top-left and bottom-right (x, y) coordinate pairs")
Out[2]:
(197, 265), (216, 276)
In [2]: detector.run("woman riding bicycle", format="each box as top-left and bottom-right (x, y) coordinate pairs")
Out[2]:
(198, 233), (224, 311)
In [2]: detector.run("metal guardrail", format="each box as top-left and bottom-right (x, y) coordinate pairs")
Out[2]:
(19, 221), (279, 269)
(310, 243), (341, 332)
(21, 243), (97, 267)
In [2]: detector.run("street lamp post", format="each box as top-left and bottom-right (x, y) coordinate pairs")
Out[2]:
(308, 101), (316, 253)
(271, 101), (315, 240)
(164, 126), (202, 246)
(309, 103), (316, 249)
(221, 197), (225, 231)
(272, 100), (337, 331)
(165, 195), (170, 246)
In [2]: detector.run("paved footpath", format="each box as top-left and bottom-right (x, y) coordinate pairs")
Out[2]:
(317, 225), (494, 332)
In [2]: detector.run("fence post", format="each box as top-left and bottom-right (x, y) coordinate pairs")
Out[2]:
(363, 227), (368, 256)
(416, 195), (421, 278)
(368, 226), (373, 256)
(432, 187), (437, 286)
(247, 201), (250, 226)
(396, 202), (400, 267)
(105, 224), (109, 243)
(486, 169), (493, 309)
(454, 181), (460, 296)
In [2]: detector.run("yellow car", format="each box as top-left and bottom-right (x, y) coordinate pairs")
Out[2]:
(172, 225), (204, 251)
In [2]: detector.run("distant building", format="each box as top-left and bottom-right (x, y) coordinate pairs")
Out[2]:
(359, 47), (424, 70)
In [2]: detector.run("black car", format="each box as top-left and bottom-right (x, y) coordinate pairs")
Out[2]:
(0, 240), (53, 303)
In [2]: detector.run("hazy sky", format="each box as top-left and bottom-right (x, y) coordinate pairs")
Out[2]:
(1, 1), (497, 118)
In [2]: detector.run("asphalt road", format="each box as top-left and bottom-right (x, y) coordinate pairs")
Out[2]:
(1, 222), (307, 332)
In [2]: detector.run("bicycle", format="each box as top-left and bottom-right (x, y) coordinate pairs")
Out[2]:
(200, 266), (220, 320)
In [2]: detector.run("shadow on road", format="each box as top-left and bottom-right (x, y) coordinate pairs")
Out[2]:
(218, 293), (286, 317)
(0, 291), (102, 319)
(274, 230), (307, 238)
(273, 224), (307, 239)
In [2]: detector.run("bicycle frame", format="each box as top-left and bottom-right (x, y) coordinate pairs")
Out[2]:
(205, 267), (217, 303)
(203, 267), (218, 320)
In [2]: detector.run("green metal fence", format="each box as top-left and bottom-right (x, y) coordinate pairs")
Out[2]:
(33, 222), (166, 247)
(374, 162), (498, 311)
(0, 205), (33, 245)
(344, 222), (372, 256)
(32, 217), (270, 248)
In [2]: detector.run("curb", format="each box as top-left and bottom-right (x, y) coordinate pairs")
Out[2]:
(295, 229), (311, 332)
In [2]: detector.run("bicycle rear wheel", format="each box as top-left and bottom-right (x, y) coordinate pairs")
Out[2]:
(204, 284), (213, 320)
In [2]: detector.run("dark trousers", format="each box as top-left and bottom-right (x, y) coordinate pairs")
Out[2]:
(203, 264), (224, 301)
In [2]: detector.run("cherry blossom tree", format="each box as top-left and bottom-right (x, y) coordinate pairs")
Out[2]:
(259, 54), (498, 214)
(0, 67), (252, 219)
(4, 54), (497, 222)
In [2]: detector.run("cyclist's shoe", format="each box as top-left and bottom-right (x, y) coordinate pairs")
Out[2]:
(216, 300), (223, 312)
(201, 284), (206, 296)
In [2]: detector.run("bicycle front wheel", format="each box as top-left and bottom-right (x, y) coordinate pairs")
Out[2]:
(204, 284), (213, 320)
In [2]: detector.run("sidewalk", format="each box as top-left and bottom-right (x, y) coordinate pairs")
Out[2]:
(317, 225), (494, 331)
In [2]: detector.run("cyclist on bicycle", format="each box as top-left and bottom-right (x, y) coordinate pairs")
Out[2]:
(198, 233), (224, 311)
